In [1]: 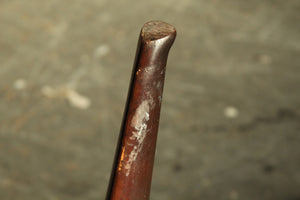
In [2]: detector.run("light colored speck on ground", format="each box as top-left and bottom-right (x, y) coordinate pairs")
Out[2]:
(224, 106), (239, 118)
(66, 89), (91, 109)
(41, 86), (91, 109)
(14, 79), (27, 90)
(94, 45), (110, 57)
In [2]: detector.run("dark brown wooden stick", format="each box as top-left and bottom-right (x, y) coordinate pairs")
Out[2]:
(106, 20), (176, 200)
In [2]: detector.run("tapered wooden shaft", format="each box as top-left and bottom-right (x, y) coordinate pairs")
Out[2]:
(106, 21), (176, 200)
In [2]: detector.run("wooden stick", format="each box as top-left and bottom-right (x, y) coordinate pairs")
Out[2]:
(106, 20), (176, 200)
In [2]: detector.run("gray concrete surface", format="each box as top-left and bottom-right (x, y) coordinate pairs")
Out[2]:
(1, 0), (300, 199)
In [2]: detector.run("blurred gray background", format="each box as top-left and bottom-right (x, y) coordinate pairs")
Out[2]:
(1, 0), (300, 199)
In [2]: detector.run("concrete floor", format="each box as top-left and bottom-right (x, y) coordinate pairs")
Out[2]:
(1, 0), (300, 199)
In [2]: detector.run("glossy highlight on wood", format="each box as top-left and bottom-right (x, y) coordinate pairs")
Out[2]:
(106, 20), (176, 200)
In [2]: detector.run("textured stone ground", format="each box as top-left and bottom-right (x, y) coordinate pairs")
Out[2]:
(0, 0), (300, 199)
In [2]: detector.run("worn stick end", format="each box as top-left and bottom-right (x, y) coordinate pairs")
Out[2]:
(141, 21), (176, 42)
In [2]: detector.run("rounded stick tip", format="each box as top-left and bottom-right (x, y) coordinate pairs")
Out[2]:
(141, 20), (176, 42)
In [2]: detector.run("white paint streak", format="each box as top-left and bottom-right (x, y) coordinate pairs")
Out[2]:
(146, 91), (155, 109)
(158, 96), (162, 104)
(125, 100), (151, 176)
(130, 101), (150, 130)
(156, 81), (162, 89)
